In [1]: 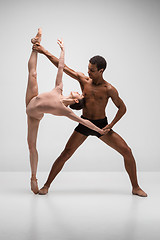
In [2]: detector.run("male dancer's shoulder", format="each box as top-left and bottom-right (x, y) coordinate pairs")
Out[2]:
(103, 82), (117, 95)
(77, 72), (91, 83)
(106, 83), (120, 99)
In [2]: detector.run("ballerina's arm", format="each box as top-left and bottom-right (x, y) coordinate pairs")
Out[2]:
(64, 108), (105, 135)
(55, 39), (65, 91)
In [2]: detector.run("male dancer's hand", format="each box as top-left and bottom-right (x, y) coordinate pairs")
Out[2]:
(32, 43), (45, 54)
(103, 124), (113, 134)
(99, 128), (110, 135)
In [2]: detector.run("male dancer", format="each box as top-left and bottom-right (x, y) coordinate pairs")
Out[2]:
(32, 40), (147, 197)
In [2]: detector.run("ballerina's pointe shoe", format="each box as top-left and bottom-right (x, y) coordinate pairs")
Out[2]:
(31, 28), (42, 44)
(30, 178), (39, 194)
(39, 185), (49, 195)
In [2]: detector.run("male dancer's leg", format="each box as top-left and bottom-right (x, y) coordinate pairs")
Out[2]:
(39, 131), (87, 194)
(99, 130), (147, 197)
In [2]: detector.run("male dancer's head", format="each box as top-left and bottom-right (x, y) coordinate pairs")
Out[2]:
(88, 55), (107, 83)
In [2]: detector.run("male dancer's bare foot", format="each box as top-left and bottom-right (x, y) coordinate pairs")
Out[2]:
(39, 185), (49, 195)
(132, 187), (147, 197)
(31, 178), (39, 194)
(31, 28), (42, 44)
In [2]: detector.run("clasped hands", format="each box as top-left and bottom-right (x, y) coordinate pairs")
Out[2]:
(100, 124), (113, 135)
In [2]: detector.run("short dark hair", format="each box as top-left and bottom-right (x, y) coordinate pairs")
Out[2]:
(69, 98), (85, 110)
(89, 55), (107, 71)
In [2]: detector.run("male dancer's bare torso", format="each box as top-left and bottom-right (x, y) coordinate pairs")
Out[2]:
(81, 78), (109, 120)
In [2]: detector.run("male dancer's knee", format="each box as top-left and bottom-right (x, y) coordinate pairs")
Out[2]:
(28, 141), (37, 154)
(59, 147), (75, 163)
(121, 146), (132, 158)
(121, 146), (135, 168)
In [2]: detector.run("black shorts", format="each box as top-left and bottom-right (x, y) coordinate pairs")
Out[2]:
(75, 116), (108, 138)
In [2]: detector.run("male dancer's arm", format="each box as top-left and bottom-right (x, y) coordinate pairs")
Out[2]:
(103, 86), (127, 131)
(32, 44), (88, 84)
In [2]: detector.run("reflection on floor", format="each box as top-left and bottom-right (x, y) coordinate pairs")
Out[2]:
(0, 172), (160, 240)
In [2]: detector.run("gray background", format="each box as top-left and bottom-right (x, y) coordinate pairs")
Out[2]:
(0, 0), (160, 172)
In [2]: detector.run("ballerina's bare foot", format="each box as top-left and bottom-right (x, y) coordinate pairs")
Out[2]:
(39, 185), (49, 195)
(31, 28), (42, 44)
(132, 187), (147, 197)
(31, 178), (39, 194)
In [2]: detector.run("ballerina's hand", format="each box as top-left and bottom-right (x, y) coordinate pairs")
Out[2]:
(103, 124), (112, 134)
(57, 38), (64, 50)
(99, 129), (105, 135)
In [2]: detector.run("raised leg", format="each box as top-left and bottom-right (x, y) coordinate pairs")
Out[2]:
(26, 28), (42, 107)
(27, 116), (40, 194)
(26, 51), (38, 106)
(100, 130), (147, 197)
(31, 28), (42, 44)
(39, 131), (88, 195)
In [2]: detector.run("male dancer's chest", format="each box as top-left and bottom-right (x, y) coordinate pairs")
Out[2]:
(83, 83), (108, 102)
(82, 83), (108, 119)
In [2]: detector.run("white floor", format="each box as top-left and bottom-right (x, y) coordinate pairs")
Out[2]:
(0, 172), (160, 240)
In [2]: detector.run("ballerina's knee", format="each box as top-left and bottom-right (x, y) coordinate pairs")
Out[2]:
(30, 71), (37, 79)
